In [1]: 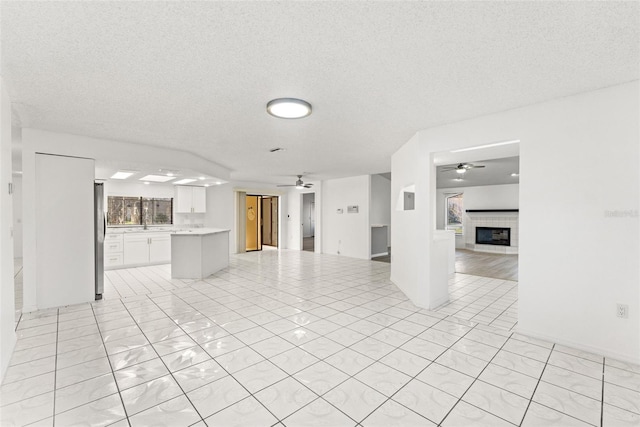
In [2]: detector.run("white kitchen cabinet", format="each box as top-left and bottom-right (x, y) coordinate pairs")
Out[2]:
(149, 234), (171, 263)
(123, 232), (172, 266)
(192, 187), (206, 213)
(175, 185), (206, 213)
(124, 234), (150, 265)
(105, 233), (124, 268)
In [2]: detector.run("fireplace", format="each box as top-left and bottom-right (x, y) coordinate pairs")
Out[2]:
(476, 227), (511, 246)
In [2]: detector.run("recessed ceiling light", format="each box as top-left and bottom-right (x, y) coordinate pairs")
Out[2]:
(267, 98), (312, 119)
(453, 178), (464, 182)
(451, 139), (520, 153)
(199, 176), (205, 180)
(204, 184), (210, 187)
(166, 172), (174, 177)
(143, 182), (150, 185)
(111, 171), (135, 180)
(215, 181), (222, 185)
(174, 179), (196, 185)
(511, 173), (520, 177)
(140, 174), (175, 182)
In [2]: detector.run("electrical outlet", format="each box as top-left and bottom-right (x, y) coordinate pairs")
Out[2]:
(617, 304), (629, 319)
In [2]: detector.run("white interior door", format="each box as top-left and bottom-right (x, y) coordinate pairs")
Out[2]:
(309, 200), (315, 236)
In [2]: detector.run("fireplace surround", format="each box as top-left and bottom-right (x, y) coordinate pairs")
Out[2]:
(465, 210), (518, 254)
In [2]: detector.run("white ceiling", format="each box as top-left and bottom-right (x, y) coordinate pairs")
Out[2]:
(437, 156), (519, 189)
(2, 2), (638, 184)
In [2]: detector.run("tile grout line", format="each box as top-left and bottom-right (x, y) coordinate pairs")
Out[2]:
(358, 323), (477, 426)
(601, 357), (605, 427)
(117, 295), (210, 424)
(438, 329), (516, 427)
(51, 309), (59, 427)
(517, 343), (555, 427)
(89, 303), (132, 427)
(155, 275), (442, 425)
(138, 292), (282, 425)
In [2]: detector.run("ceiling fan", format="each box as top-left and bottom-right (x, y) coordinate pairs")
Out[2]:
(277, 175), (313, 189)
(441, 162), (486, 174)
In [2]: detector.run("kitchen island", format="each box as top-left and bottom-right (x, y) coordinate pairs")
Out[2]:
(171, 228), (230, 279)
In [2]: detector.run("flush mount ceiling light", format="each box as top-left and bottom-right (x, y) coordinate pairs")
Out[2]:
(140, 174), (175, 183)
(174, 178), (196, 185)
(111, 171), (135, 180)
(267, 98), (312, 119)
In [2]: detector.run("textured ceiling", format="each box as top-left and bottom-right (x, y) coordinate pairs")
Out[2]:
(437, 156), (520, 189)
(2, 2), (638, 183)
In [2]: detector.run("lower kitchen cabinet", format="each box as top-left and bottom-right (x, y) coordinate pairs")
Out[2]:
(123, 234), (150, 265)
(109, 232), (172, 269)
(149, 233), (171, 263)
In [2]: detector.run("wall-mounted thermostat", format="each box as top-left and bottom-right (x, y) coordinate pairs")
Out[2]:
(336, 208), (343, 214)
(347, 205), (359, 213)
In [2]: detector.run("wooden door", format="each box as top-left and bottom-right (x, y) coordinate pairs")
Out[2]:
(245, 195), (260, 251)
(261, 197), (278, 247)
(262, 197), (272, 246)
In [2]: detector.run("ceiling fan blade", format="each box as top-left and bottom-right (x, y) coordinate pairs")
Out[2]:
(303, 184), (313, 188)
(276, 184), (295, 187)
(469, 165), (486, 169)
(440, 168), (456, 171)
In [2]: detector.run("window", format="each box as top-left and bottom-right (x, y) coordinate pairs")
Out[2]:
(445, 193), (463, 234)
(107, 196), (173, 226)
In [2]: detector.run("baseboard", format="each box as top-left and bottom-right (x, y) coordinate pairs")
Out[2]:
(371, 252), (389, 258)
(516, 326), (640, 366)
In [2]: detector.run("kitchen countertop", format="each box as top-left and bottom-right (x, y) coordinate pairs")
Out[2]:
(107, 228), (177, 234)
(171, 228), (230, 236)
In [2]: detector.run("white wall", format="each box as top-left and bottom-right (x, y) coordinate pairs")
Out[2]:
(370, 174), (391, 247)
(0, 78), (16, 380)
(205, 184), (235, 252)
(11, 175), (22, 257)
(322, 175), (371, 260)
(392, 81), (640, 363)
(391, 134), (430, 305)
(435, 184), (519, 229)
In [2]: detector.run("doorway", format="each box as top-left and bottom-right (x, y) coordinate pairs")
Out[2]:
(302, 193), (315, 252)
(262, 196), (278, 249)
(245, 195), (279, 252)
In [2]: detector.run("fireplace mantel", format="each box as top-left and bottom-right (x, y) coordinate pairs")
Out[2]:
(466, 209), (519, 213)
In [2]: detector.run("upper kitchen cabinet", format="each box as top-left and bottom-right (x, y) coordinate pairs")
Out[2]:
(175, 185), (206, 213)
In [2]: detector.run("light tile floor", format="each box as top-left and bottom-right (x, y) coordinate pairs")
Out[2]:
(14, 258), (23, 325)
(3, 250), (639, 426)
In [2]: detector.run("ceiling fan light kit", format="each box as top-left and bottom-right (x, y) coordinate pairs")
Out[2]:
(267, 98), (312, 119)
(442, 162), (486, 173)
(277, 175), (313, 189)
